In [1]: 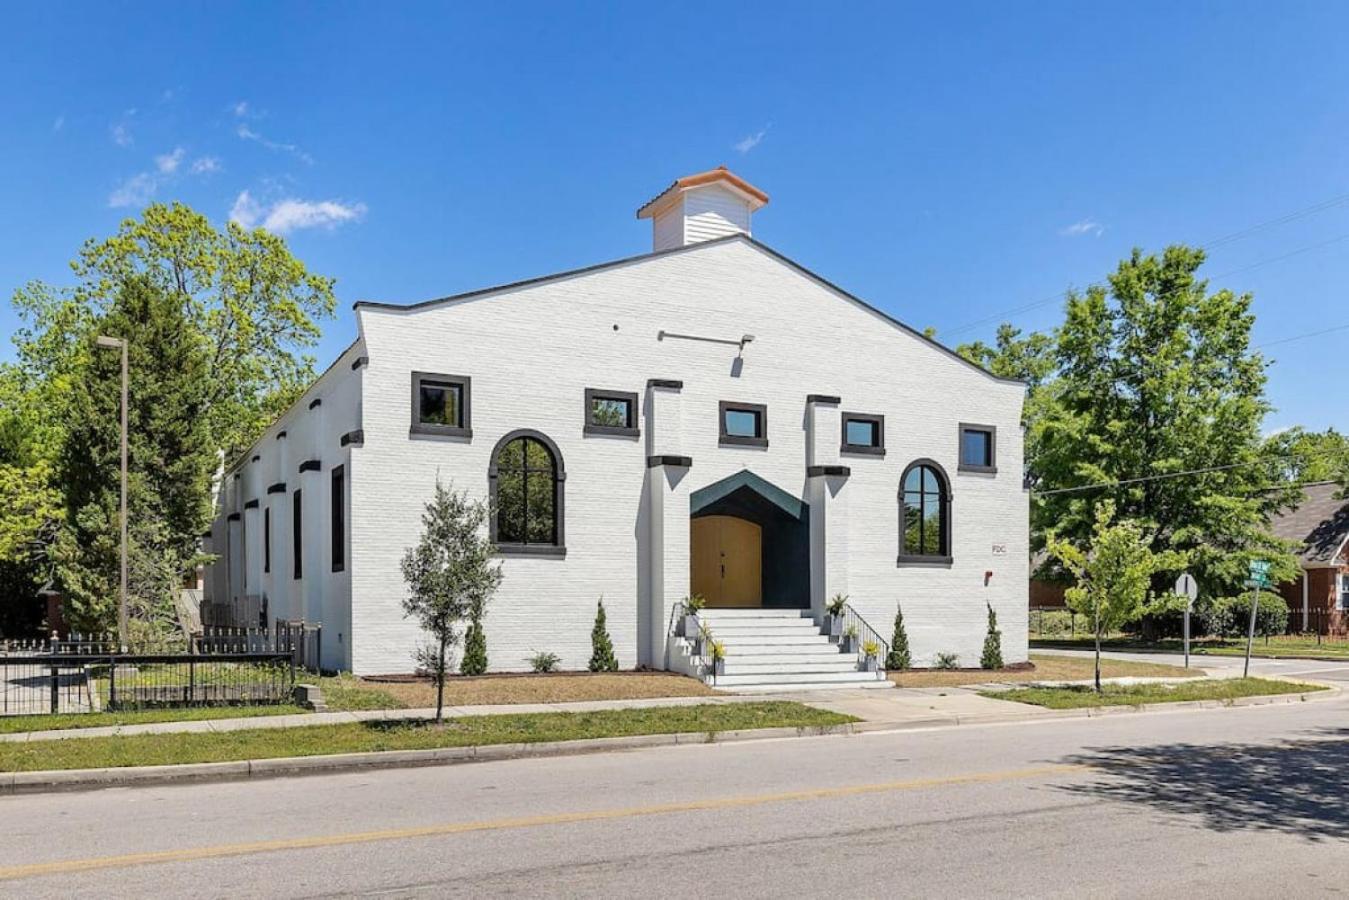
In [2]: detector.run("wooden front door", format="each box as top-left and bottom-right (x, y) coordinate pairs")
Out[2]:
(690, 515), (763, 607)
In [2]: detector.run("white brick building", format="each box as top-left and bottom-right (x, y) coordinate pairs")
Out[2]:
(205, 168), (1029, 679)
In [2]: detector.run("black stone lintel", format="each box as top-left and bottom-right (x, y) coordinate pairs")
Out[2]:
(298, 459), (321, 473)
(351, 356), (369, 370)
(807, 465), (851, 477)
(646, 379), (683, 390)
(806, 394), (842, 405)
(308, 398), (322, 410)
(267, 482), (287, 494)
(646, 454), (693, 468)
(340, 429), (364, 447)
(226, 512), (241, 522)
(243, 499), (259, 509)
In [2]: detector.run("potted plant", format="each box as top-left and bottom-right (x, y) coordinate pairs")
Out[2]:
(840, 623), (859, 654)
(710, 640), (727, 678)
(696, 620), (715, 657)
(682, 594), (706, 640)
(824, 593), (848, 637)
(861, 640), (880, 672)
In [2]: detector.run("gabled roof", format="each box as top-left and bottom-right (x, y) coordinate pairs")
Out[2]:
(636, 166), (770, 219)
(1269, 481), (1349, 566)
(354, 233), (1024, 387)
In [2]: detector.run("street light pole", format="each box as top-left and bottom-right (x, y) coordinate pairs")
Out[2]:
(96, 335), (129, 650)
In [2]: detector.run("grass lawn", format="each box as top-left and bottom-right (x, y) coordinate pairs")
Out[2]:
(985, 677), (1325, 709)
(888, 653), (1199, 688)
(0, 702), (853, 773)
(0, 705), (306, 735)
(318, 671), (716, 711)
(1031, 635), (1349, 660)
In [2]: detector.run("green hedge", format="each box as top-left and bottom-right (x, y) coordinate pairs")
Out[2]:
(1134, 591), (1288, 639)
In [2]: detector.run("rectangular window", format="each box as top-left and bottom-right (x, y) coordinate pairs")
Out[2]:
(958, 423), (997, 473)
(584, 388), (639, 437)
(1341, 573), (1349, 611)
(841, 412), (885, 456)
(410, 372), (472, 437)
(292, 489), (303, 580)
(719, 401), (768, 448)
(263, 508), (271, 574)
(331, 465), (345, 572)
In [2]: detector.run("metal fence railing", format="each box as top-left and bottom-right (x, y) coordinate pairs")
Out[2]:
(838, 603), (889, 670)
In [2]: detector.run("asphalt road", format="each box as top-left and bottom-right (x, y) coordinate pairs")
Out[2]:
(2, 675), (1348, 899)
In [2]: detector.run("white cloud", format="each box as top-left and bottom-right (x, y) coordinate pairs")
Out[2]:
(190, 156), (221, 174)
(110, 122), (133, 147)
(108, 172), (157, 208)
(155, 147), (185, 174)
(1059, 219), (1104, 238)
(236, 123), (313, 164)
(229, 190), (366, 234)
(52, 115), (64, 132)
(232, 100), (249, 117)
(733, 125), (770, 154)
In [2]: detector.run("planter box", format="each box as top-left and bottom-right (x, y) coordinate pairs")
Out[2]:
(682, 614), (701, 639)
(824, 615), (843, 637)
(839, 634), (859, 654)
(713, 658), (725, 677)
(862, 656), (879, 673)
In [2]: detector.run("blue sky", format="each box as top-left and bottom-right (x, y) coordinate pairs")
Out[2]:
(3, 1), (1347, 431)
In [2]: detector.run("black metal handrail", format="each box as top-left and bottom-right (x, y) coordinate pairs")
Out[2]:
(838, 603), (889, 669)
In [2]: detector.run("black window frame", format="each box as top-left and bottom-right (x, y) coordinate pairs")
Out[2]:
(958, 423), (997, 474)
(718, 401), (768, 448)
(410, 371), (472, 438)
(263, 507), (271, 574)
(583, 388), (639, 437)
(488, 429), (566, 557)
(331, 464), (345, 573)
(292, 489), (303, 580)
(840, 412), (886, 456)
(898, 459), (953, 567)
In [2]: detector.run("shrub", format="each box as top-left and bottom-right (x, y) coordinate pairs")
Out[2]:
(934, 651), (960, 670)
(861, 639), (880, 658)
(684, 593), (706, 613)
(528, 650), (561, 673)
(588, 598), (619, 672)
(980, 604), (1003, 670)
(460, 611), (488, 675)
(1210, 592), (1289, 638)
(887, 604), (911, 670)
(827, 593), (848, 617)
(1031, 609), (1079, 637)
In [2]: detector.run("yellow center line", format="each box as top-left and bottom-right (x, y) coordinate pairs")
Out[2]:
(0, 763), (1087, 881)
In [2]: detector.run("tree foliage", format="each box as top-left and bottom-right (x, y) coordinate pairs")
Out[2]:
(460, 606), (488, 676)
(400, 480), (502, 721)
(886, 603), (911, 670)
(980, 603), (1003, 670)
(589, 598), (618, 672)
(1262, 427), (1349, 489)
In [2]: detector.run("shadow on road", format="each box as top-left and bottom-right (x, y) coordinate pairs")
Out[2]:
(1059, 728), (1349, 842)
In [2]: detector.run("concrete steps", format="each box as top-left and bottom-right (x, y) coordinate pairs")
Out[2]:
(695, 608), (891, 694)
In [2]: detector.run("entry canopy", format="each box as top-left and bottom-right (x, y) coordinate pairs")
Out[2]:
(690, 470), (805, 520)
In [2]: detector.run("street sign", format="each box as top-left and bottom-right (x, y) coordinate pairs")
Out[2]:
(1245, 559), (1272, 589)
(1174, 572), (1199, 606)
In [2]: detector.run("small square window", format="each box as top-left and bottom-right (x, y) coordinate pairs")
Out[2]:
(958, 423), (997, 473)
(411, 372), (471, 437)
(584, 388), (639, 437)
(719, 401), (768, 448)
(841, 412), (885, 456)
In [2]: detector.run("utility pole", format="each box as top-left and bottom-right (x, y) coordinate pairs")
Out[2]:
(96, 335), (129, 650)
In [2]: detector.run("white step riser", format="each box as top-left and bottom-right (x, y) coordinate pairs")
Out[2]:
(714, 671), (883, 686)
(697, 610), (811, 619)
(716, 636), (832, 647)
(724, 662), (862, 675)
(719, 680), (893, 693)
(724, 652), (850, 664)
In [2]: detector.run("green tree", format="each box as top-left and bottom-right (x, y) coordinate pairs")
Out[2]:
(886, 604), (911, 670)
(53, 278), (216, 634)
(1033, 246), (1297, 595)
(460, 602), (488, 676)
(1262, 427), (1349, 489)
(400, 480), (502, 722)
(980, 603), (1003, 670)
(1048, 501), (1185, 691)
(589, 598), (618, 672)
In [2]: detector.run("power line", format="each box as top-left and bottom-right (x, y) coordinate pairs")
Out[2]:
(1031, 447), (1346, 498)
(1257, 322), (1349, 349)
(942, 193), (1349, 339)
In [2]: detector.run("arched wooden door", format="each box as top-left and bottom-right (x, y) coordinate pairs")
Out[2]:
(690, 515), (763, 608)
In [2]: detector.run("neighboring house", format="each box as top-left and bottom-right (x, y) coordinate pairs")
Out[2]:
(204, 167), (1029, 676)
(1270, 481), (1349, 634)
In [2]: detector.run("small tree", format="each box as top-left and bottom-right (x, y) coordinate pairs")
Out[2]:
(1048, 501), (1183, 691)
(459, 600), (488, 676)
(401, 479), (501, 722)
(887, 604), (911, 670)
(589, 597), (618, 672)
(980, 603), (1003, 670)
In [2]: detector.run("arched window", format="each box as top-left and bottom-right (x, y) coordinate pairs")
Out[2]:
(899, 460), (951, 564)
(489, 430), (566, 556)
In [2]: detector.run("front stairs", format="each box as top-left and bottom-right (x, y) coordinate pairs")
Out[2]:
(696, 609), (893, 693)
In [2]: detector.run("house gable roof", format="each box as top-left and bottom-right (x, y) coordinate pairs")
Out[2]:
(1269, 481), (1349, 566)
(354, 234), (1024, 387)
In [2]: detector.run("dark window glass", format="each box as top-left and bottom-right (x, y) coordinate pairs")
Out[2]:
(902, 464), (947, 557)
(263, 508), (271, 574)
(419, 382), (461, 427)
(331, 465), (345, 572)
(494, 436), (558, 545)
(961, 429), (992, 468)
(846, 419), (878, 447)
(724, 408), (760, 438)
(590, 396), (631, 428)
(292, 489), (303, 579)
